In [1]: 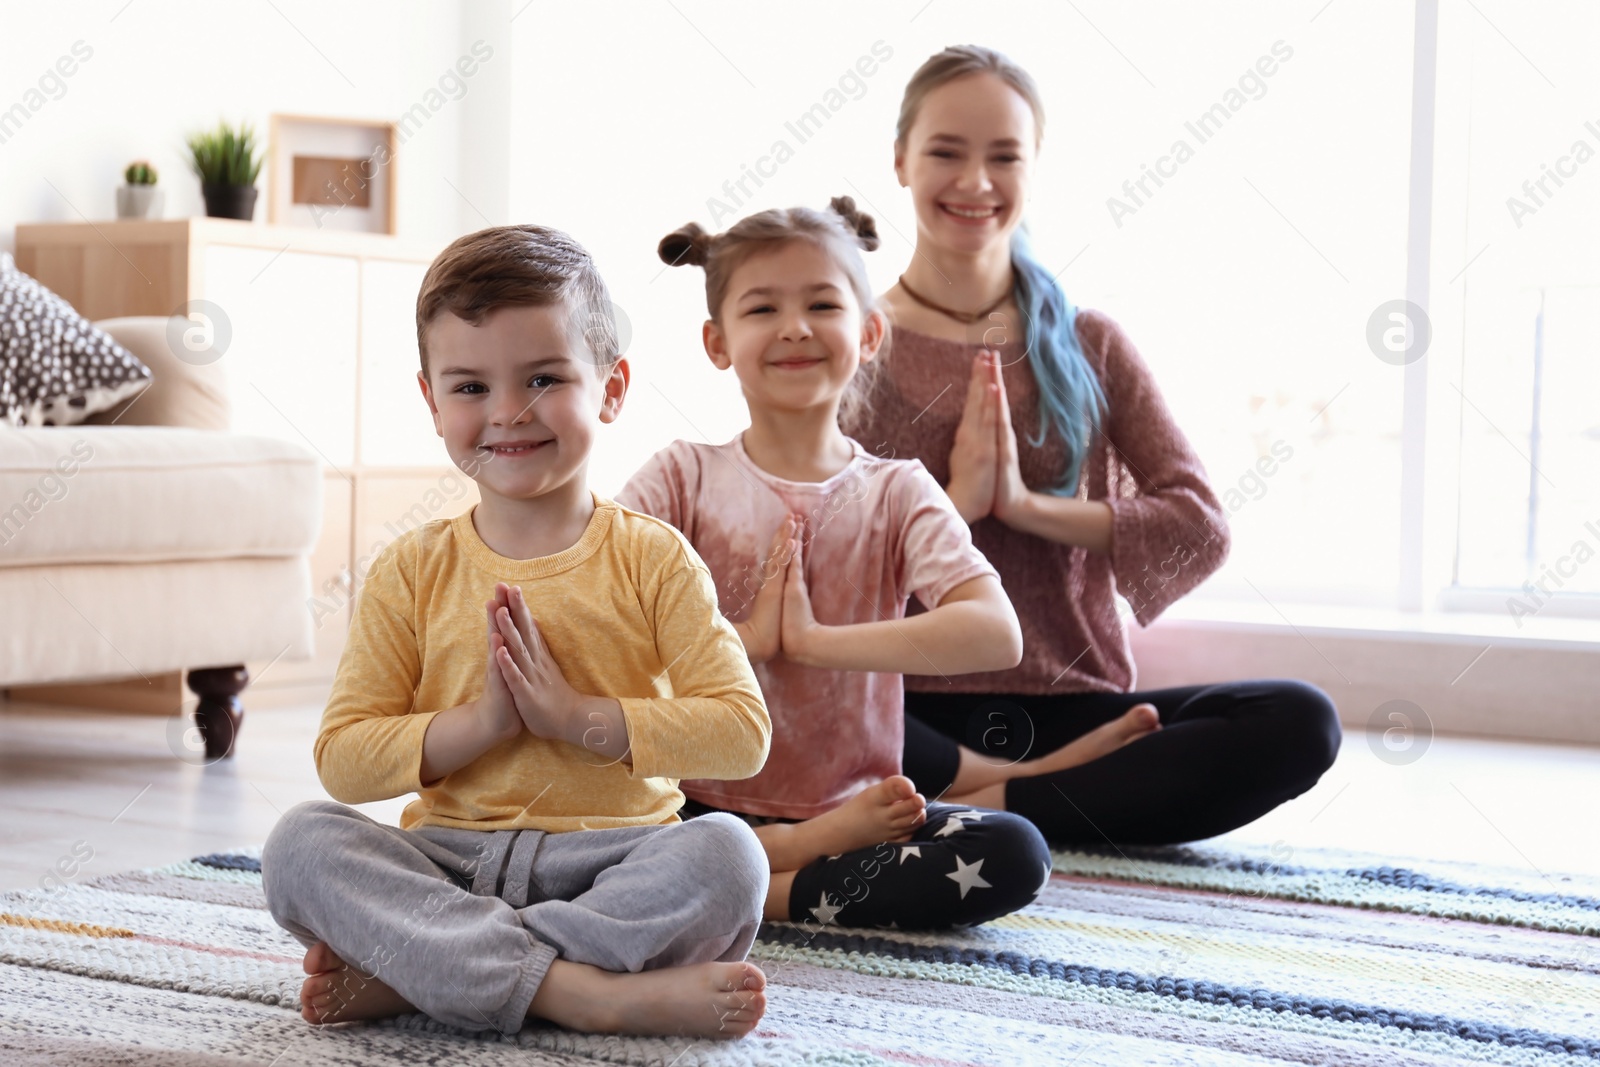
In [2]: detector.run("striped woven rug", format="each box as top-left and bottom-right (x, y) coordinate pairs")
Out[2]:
(1, 839), (1596, 1066)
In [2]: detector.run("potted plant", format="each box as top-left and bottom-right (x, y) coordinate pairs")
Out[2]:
(116, 161), (163, 219)
(186, 120), (263, 221)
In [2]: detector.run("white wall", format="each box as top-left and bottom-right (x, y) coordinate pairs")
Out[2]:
(0, 0), (514, 253)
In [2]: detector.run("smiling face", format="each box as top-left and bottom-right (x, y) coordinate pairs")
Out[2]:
(704, 238), (885, 417)
(417, 301), (627, 505)
(894, 71), (1039, 257)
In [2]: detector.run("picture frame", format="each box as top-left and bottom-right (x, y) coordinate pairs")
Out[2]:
(267, 114), (397, 235)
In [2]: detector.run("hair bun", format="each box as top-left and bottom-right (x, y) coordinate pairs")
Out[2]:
(658, 222), (710, 267)
(828, 195), (880, 252)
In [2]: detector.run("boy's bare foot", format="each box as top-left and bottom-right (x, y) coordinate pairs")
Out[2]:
(531, 958), (767, 1039)
(1021, 703), (1161, 776)
(299, 941), (416, 1024)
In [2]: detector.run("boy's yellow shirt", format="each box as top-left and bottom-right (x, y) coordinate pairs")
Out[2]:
(314, 492), (771, 833)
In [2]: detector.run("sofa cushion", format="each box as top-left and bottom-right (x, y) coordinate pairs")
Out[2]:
(1, 253), (152, 427)
(87, 317), (229, 431)
(0, 427), (321, 568)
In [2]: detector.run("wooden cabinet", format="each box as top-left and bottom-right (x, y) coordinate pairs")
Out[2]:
(203, 244), (361, 467)
(13, 219), (478, 701)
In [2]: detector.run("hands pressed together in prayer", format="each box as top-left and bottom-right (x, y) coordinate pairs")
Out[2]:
(945, 349), (1033, 527)
(735, 514), (828, 668)
(475, 581), (630, 764)
(942, 350), (1115, 554)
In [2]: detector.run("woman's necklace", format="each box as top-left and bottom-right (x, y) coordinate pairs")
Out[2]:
(897, 274), (1011, 325)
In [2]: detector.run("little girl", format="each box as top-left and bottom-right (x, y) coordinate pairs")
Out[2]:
(617, 196), (1051, 931)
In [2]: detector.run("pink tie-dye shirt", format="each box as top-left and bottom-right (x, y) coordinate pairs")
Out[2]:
(617, 433), (998, 820)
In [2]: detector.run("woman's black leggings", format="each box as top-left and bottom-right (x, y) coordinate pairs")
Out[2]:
(680, 795), (1051, 931)
(902, 678), (1342, 846)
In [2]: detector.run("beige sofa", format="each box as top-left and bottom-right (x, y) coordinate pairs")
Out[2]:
(0, 316), (322, 758)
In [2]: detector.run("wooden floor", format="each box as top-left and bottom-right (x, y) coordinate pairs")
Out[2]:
(3, 695), (1598, 892)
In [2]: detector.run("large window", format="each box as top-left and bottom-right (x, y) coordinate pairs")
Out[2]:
(1440, 1), (1600, 610)
(1087, 0), (1600, 620)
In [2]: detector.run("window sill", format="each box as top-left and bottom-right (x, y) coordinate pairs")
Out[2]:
(1150, 596), (1600, 652)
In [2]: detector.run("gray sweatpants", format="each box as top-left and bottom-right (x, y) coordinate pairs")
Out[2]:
(261, 800), (769, 1034)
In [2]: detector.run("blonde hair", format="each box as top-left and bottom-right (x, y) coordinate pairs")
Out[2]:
(894, 44), (1045, 153)
(658, 195), (888, 429)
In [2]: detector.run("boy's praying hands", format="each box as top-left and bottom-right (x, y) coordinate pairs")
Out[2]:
(424, 582), (633, 785)
(490, 582), (632, 767)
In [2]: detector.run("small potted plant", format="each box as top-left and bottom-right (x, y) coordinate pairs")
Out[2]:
(186, 120), (263, 221)
(116, 161), (163, 219)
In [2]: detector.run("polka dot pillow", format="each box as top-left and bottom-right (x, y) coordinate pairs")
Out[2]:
(1, 251), (152, 427)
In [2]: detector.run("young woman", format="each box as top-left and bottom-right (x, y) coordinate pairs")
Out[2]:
(617, 197), (1055, 930)
(843, 45), (1342, 845)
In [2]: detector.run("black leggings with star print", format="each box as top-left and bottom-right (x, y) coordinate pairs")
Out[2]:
(680, 796), (1053, 931)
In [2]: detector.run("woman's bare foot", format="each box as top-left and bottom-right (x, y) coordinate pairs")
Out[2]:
(299, 941), (416, 1024)
(530, 958), (767, 1039)
(1022, 703), (1161, 777)
(944, 703), (1163, 807)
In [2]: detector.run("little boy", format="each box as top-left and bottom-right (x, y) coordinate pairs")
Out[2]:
(261, 225), (773, 1040)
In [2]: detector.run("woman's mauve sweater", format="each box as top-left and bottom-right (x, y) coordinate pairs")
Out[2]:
(844, 309), (1230, 695)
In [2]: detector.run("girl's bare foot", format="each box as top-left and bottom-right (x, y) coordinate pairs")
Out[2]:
(804, 775), (926, 851)
(530, 958), (767, 1039)
(751, 776), (925, 880)
(299, 941), (416, 1024)
(825, 771), (928, 844)
(1024, 703), (1161, 776)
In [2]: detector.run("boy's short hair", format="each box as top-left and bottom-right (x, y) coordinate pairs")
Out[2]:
(415, 224), (623, 378)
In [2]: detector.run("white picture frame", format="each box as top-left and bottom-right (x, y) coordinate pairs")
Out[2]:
(267, 114), (397, 235)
